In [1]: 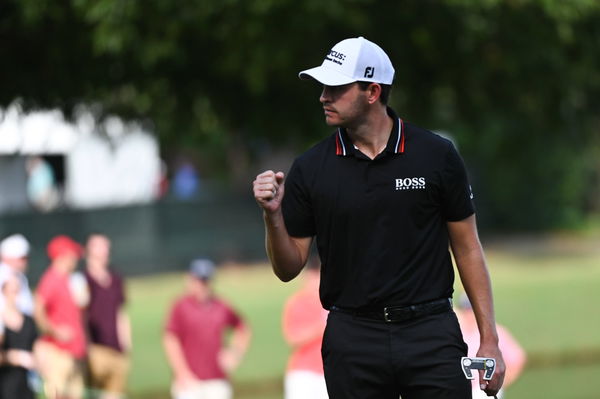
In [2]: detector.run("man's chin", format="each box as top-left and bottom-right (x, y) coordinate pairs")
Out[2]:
(324, 117), (341, 127)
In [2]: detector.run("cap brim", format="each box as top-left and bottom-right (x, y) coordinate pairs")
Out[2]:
(298, 66), (356, 86)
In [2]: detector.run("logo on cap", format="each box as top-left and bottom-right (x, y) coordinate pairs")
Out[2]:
(298, 37), (395, 86)
(326, 50), (346, 65)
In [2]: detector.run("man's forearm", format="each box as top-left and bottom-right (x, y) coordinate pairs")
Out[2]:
(163, 333), (193, 378)
(264, 211), (309, 282)
(448, 216), (499, 343)
(117, 309), (132, 352)
(229, 324), (251, 359)
(456, 248), (499, 344)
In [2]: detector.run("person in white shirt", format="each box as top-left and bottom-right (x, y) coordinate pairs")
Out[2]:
(0, 234), (34, 322)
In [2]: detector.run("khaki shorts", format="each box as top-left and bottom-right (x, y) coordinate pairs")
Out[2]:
(87, 344), (130, 395)
(37, 341), (85, 399)
(171, 379), (232, 399)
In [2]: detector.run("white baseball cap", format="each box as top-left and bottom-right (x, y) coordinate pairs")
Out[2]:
(0, 234), (30, 258)
(299, 36), (395, 86)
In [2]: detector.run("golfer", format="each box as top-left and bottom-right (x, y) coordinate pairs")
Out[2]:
(253, 36), (505, 398)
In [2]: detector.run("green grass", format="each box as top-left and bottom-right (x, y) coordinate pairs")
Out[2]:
(480, 250), (600, 359)
(125, 242), (600, 399)
(507, 363), (600, 399)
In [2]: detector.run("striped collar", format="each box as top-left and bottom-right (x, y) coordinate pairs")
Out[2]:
(335, 107), (405, 157)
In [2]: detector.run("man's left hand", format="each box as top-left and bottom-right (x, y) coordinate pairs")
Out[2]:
(476, 343), (505, 397)
(218, 347), (243, 373)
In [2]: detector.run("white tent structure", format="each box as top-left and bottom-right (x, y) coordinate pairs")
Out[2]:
(0, 103), (161, 212)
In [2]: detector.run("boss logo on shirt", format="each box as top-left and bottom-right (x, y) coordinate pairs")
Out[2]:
(395, 177), (426, 190)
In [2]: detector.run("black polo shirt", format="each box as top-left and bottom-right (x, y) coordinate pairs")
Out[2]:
(282, 108), (475, 310)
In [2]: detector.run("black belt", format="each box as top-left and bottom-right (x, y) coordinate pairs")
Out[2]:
(330, 298), (452, 323)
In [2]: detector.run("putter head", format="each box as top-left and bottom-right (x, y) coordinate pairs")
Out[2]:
(460, 357), (496, 380)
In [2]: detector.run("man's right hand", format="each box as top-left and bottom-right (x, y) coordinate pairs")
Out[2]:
(6, 349), (35, 369)
(52, 324), (73, 342)
(253, 169), (310, 282)
(174, 372), (200, 390)
(253, 170), (285, 214)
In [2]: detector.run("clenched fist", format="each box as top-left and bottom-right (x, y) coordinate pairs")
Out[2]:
(253, 170), (285, 214)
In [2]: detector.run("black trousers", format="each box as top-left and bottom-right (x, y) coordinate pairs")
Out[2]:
(0, 366), (35, 399)
(322, 309), (471, 399)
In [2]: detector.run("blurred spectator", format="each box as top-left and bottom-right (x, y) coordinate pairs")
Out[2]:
(34, 235), (87, 399)
(0, 272), (39, 399)
(26, 156), (59, 212)
(84, 233), (131, 399)
(69, 271), (90, 309)
(456, 294), (527, 399)
(163, 259), (251, 399)
(282, 257), (328, 399)
(157, 159), (170, 199)
(172, 161), (200, 200)
(0, 234), (34, 317)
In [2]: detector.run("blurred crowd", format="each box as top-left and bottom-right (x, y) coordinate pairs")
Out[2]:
(0, 232), (252, 399)
(0, 231), (525, 399)
(0, 233), (130, 399)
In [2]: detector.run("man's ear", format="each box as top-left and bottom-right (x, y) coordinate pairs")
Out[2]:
(367, 83), (382, 104)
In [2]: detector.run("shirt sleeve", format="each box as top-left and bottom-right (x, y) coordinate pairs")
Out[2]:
(223, 302), (243, 329)
(165, 301), (183, 336)
(440, 142), (476, 221)
(282, 159), (316, 237)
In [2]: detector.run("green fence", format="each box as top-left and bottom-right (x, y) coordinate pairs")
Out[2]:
(0, 194), (266, 284)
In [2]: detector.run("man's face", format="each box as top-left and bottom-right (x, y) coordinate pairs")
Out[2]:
(2, 256), (28, 273)
(319, 82), (369, 128)
(56, 252), (80, 272)
(186, 275), (211, 300)
(86, 235), (111, 264)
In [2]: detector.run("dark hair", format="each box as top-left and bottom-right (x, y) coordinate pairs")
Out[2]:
(357, 81), (392, 105)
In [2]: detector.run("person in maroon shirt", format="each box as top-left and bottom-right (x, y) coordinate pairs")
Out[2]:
(84, 234), (131, 399)
(163, 259), (251, 399)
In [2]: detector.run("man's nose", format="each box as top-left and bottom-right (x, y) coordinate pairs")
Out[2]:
(320, 86), (331, 103)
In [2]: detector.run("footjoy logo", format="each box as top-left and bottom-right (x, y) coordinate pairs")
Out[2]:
(395, 177), (426, 190)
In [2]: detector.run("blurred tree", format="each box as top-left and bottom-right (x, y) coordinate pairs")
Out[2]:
(0, 0), (599, 229)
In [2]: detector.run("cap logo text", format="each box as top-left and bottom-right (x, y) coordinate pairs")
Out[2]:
(364, 66), (375, 78)
(326, 50), (346, 65)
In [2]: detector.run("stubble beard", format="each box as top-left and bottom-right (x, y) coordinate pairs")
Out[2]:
(326, 96), (369, 130)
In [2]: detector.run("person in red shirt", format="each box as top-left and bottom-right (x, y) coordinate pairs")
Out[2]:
(34, 235), (87, 399)
(163, 259), (251, 399)
(282, 257), (328, 399)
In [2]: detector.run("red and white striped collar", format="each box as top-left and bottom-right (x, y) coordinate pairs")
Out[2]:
(335, 108), (405, 156)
